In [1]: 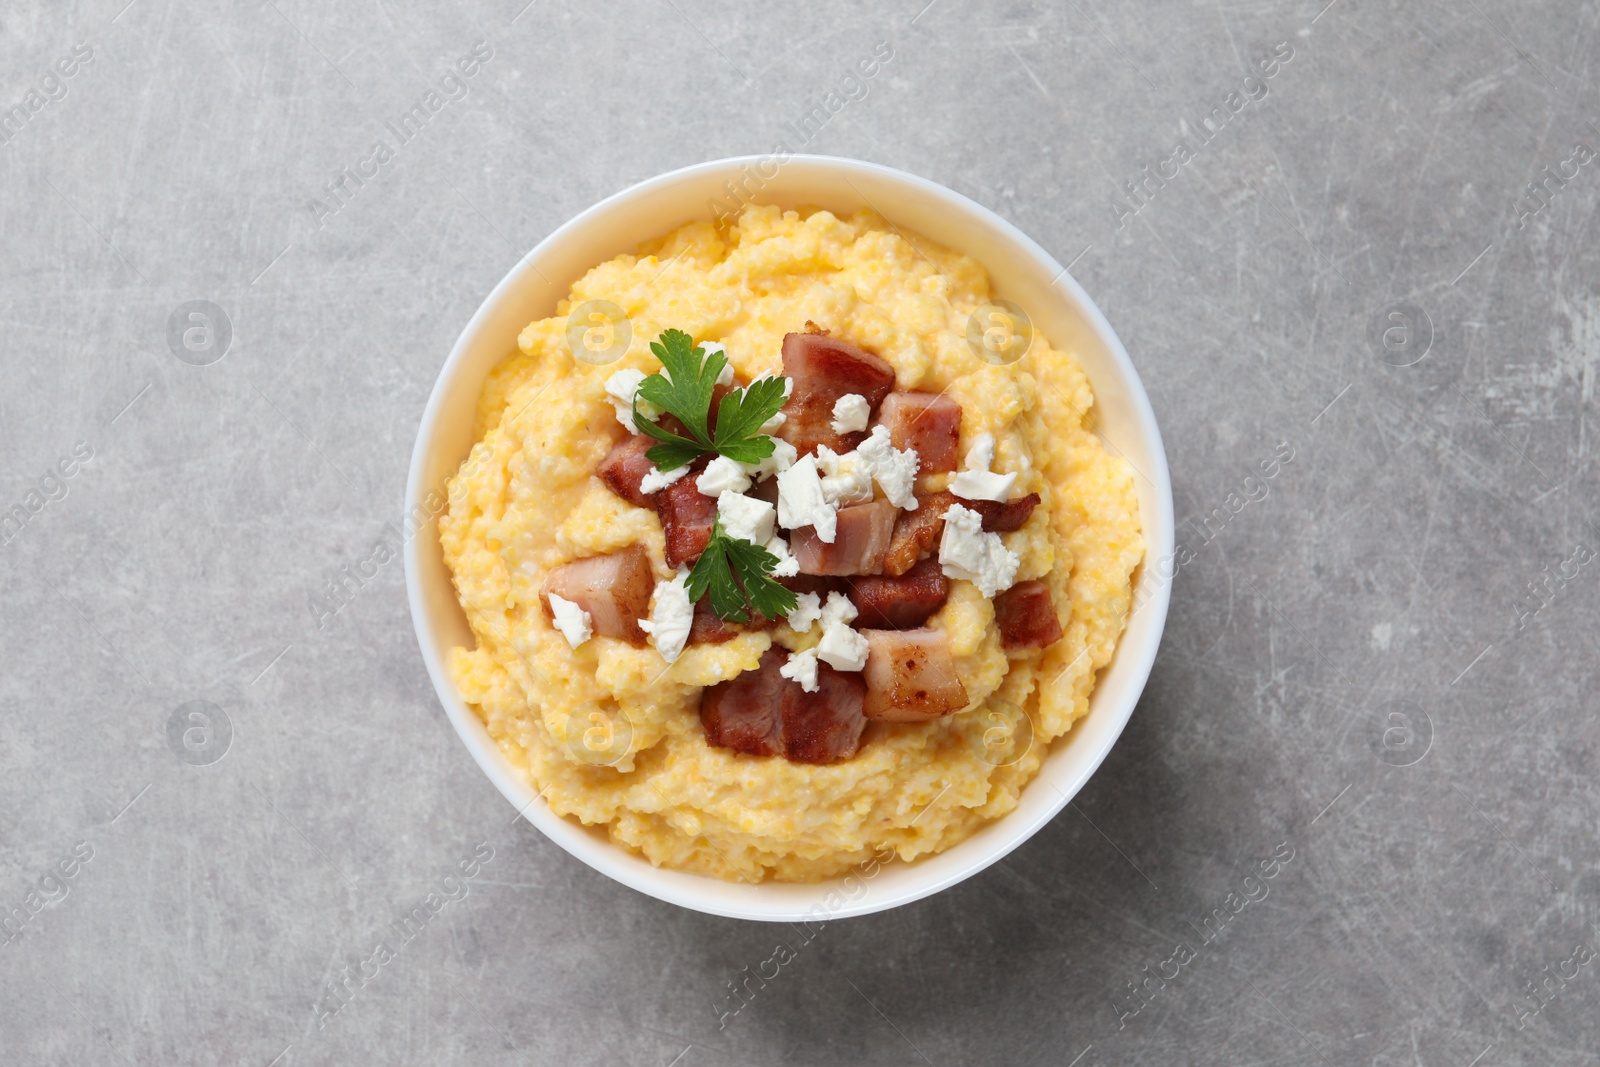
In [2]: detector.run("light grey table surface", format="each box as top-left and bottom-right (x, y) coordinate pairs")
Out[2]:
(3, 0), (1598, 1063)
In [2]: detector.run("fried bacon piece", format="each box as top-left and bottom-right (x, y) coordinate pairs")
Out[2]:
(699, 648), (867, 763)
(790, 499), (898, 576)
(699, 648), (788, 756)
(596, 434), (659, 508)
(775, 329), (896, 456)
(881, 490), (1042, 575)
(541, 545), (654, 646)
(656, 467), (717, 568)
(847, 557), (949, 630)
(778, 572), (844, 597)
(782, 663), (869, 763)
(860, 627), (968, 722)
(973, 492), (1040, 533)
(882, 490), (954, 577)
(993, 580), (1063, 650)
(876, 391), (961, 472)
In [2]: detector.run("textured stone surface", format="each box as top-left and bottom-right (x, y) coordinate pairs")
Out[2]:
(2, 0), (1598, 1063)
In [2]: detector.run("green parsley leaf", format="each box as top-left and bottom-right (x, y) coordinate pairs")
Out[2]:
(628, 328), (790, 473)
(631, 405), (705, 472)
(686, 518), (799, 624)
(710, 376), (788, 464)
(636, 329), (724, 445)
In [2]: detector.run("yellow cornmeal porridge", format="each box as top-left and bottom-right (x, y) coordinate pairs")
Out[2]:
(439, 205), (1142, 883)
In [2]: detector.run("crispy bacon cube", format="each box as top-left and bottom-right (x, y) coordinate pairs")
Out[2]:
(994, 580), (1063, 650)
(972, 492), (1040, 532)
(775, 329), (896, 456)
(881, 489), (1041, 576)
(882, 490), (955, 576)
(699, 648), (867, 763)
(541, 544), (654, 646)
(790, 499), (898, 576)
(596, 434), (660, 508)
(860, 627), (969, 722)
(656, 467), (717, 568)
(876, 391), (961, 472)
(847, 556), (949, 629)
(781, 662), (868, 764)
(699, 648), (787, 756)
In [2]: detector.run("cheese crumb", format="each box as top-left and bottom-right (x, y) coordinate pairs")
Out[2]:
(780, 647), (820, 692)
(701, 341), (735, 387)
(786, 590), (822, 632)
(777, 455), (836, 542)
(546, 593), (592, 649)
(717, 491), (776, 545)
(740, 436), (797, 482)
(697, 455), (752, 497)
(816, 590), (868, 671)
(765, 534), (800, 577)
(603, 370), (661, 434)
(856, 425), (920, 509)
(820, 589), (858, 630)
(950, 432), (1017, 502)
(938, 502), (1019, 596)
(815, 445), (874, 506)
(831, 393), (871, 434)
(637, 568), (693, 664)
(639, 464), (688, 494)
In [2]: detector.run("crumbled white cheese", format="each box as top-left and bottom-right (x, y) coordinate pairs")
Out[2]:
(546, 593), (592, 649)
(820, 590), (857, 630)
(780, 646), (820, 692)
(950, 432), (1017, 502)
(816, 592), (869, 671)
(700, 341), (735, 387)
(639, 463), (688, 494)
(718, 491), (776, 545)
(765, 534), (800, 577)
(815, 445), (875, 506)
(938, 502), (1019, 596)
(786, 591), (822, 632)
(637, 568), (693, 664)
(740, 436), (797, 482)
(777, 455), (836, 542)
(603, 369), (662, 434)
(697, 455), (752, 497)
(831, 393), (871, 434)
(856, 425), (920, 510)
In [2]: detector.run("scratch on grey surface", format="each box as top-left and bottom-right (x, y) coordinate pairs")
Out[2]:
(250, 781), (359, 889)
(843, 976), (938, 1067)
(1450, 782), (1557, 892)
(1450, 644), (1493, 685)
(41, 976), (137, 1067)
(1244, 577), (1352, 686)
(1212, 0), (1243, 76)
(1311, 783), (1351, 825)
(1066, 796), (1160, 891)
(1065, 0), (1155, 91)
(1005, 42), (1049, 97)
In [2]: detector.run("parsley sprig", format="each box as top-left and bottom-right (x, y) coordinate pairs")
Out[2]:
(632, 329), (789, 472)
(687, 517), (799, 624)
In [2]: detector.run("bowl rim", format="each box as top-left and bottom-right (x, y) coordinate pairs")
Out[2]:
(405, 153), (1174, 921)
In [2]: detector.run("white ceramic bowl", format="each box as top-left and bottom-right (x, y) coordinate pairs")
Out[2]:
(405, 155), (1173, 922)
